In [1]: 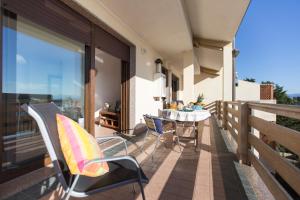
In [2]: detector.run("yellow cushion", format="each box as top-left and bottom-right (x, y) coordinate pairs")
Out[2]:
(56, 114), (109, 177)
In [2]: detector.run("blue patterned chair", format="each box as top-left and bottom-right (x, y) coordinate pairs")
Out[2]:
(142, 115), (181, 159)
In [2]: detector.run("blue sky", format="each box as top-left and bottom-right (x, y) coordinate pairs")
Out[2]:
(236, 0), (300, 94)
(3, 26), (84, 99)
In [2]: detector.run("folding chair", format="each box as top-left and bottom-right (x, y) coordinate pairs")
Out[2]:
(22, 103), (148, 200)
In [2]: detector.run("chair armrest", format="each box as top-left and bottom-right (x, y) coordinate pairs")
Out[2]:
(118, 129), (134, 132)
(162, 118), (177, 124)
(84, 155), (140, 169)
(96, 136), (128, 155)
(113, 129), (134, 135)
(152, 116), (177, 124)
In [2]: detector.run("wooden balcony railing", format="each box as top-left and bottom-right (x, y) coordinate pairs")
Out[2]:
(215, 100), (300, 200)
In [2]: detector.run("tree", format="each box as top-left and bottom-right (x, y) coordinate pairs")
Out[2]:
(243, 78), (256, 82)
(261, 81), (274, 84)
(274, 84), (294, 104)
(272, 84), (299, 131)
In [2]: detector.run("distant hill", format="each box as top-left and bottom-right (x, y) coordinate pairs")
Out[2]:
(288, 93), (300, 98)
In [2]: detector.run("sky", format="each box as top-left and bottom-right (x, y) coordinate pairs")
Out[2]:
(236, 0), (300, 94)
(3, 26), (84, 100)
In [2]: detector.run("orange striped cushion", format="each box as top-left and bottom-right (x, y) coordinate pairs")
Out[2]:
(56, 114), (109, 177)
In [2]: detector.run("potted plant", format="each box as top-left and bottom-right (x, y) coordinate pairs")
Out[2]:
(192, 94), (204, 110)
(196, 94), (204, 105)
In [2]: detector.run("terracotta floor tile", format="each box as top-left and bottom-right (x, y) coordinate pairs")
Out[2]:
(4, 117), (257, 200)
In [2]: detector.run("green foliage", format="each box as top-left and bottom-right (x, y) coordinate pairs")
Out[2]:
(261, 81), (274, 84)
(272, 83), (300, 131)
(244, 77), (256, 82)
(196, 93), (204, 103)
(274, 84), (294, 104)
(277, 116), (300, 132)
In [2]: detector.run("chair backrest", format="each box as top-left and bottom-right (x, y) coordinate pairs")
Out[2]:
(143, 115), (163, 134)
(21, 103), (71, 191)
(176, 100), (184, 105)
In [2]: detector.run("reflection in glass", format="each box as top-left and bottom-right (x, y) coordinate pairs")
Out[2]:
(2, 12), (85, 171)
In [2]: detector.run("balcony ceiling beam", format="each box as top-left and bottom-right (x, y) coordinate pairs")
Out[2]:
(193, 38), (230, 51)
(200, 66), (220, 75)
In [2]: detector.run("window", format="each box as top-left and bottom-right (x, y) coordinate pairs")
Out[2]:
(1, 11), (85, 172)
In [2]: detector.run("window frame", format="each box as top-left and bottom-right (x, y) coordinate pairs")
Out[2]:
(0, 8), (90, 184)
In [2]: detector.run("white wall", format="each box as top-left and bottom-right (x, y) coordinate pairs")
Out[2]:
(194, 70), (223, 104)
(74, 0), (164, 127)
(223, 43), (233, 101)
(193, 43), (233, 104)
(72, 0), (235, 127)
(94, 49), (121, 114)
(236, 80), (260, 101)
(182, 50), (195, 104)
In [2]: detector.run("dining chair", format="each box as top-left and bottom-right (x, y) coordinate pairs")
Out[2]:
(141, 115), (181, 160)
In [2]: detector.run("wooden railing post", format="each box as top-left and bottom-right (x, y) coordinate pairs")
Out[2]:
(217, 101), (221, 120)
(238, 102), (250, 165)
(222, 101), (228, 130)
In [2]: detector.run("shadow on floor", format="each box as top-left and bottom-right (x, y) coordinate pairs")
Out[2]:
(4, 117), (253, 200)
(210, 117), (249, 200)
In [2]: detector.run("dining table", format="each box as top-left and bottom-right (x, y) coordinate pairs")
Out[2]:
(162, 109), (211, 149)
(162, 109), (211, 122)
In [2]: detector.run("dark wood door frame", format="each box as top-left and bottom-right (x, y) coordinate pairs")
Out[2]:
(0, 0), (131, 183)
(121, 61), (130, 131)
(172, 74), (179, 101)
(0, 0), (4, 183)
(84, 24), (96, 135)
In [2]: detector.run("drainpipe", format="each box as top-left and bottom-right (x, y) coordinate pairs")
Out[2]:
(232, 38), (240, 101)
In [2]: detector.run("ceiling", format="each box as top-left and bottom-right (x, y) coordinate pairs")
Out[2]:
(97, 0), (250, 69)
(194, 46), (223, 71)
(184, 0), (250, 42)
(98, 0), (193, 60)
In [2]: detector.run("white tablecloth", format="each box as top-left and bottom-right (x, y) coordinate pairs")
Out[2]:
(162, 109), (211, 122)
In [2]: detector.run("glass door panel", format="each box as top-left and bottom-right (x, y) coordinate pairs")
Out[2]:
(1, 11), (85, 177)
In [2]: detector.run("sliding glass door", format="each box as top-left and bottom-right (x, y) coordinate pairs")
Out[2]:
(1, 11), (85, 182)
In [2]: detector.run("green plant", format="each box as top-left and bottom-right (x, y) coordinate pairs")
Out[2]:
(244, 78), (256, 82)
(196, 94), (204, 103)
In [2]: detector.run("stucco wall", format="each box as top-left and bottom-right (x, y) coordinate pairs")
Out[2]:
(72, 0), (234, 127)
(222, 43), (233, 101)
(236, 80), (260, 101)
(74, 0), (167, 127)
(194, 70), (223, 104)
(193, 43), (233, 104)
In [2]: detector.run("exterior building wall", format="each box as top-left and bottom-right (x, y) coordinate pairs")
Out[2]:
(194, 43), (234, 104)
(72, 1), (236, 126)
(223, 43), (233, 101)
(260, 84), (274, 100)
(194, 70), (223, 104)
(183, 51), (195, 104)
(193, 43), (233, 104)
(236, 80), (261, 101)
(73, 0), (183, 127)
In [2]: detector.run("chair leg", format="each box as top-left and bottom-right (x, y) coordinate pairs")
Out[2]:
(132, 183), (136, 193)
(138, 181), (146, 200)
(193, 125), (198, 151)
(137, 170), (146, 200)
(176, 135), (182, 152)
(151, 135), (161, 161)
(64, 175), (80, 200)
(141, 130), (149, 152)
